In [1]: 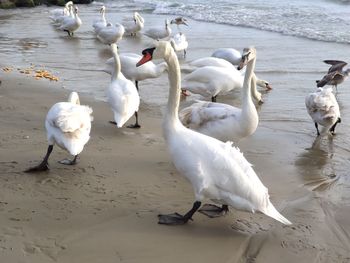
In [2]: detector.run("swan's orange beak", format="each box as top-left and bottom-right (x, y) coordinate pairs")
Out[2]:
(136, 53), (152, 67)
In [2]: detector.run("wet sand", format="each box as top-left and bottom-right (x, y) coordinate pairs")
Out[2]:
(1, 5), (350, 263)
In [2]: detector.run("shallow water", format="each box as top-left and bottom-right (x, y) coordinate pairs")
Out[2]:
(0, 4), (350, 252)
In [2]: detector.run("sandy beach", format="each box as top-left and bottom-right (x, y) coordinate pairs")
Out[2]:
(1, 3), (350, 263)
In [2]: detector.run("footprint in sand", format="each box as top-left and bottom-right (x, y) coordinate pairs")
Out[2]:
(230, 219), (270, 234)
(23, 237), (66, 261)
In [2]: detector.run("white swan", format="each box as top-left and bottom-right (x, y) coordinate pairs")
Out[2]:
(181, 66), (242, 102)
(59, 5), (82, 36)
(96, 22), (125, 45)
(104, 53), (168, 91)
(143, 19), (172, 40)
(49, 1), (73, 24)
(305, 87), (341, 136)
(25, 92), (93, 172)
(106, 44), (140, 128)
(169, 32), (188, 58)
(181, 57), (271, 102)
(179, 47), (259, 142)
(122, 12), (144, 36)
(212, 48), (242, 65)
(92, 5), (107, 33)
(136, 41), (291, 226)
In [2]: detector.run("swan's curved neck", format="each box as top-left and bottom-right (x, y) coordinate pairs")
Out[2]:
(111, 45), (121, 81)
(164, 48), (182, 129)
(101, 10), (106, 21)
(241, 55), (257, 120)
(250, 73), (261, 101)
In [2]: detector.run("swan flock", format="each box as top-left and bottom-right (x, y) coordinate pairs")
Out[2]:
(26, 7), (334, 230)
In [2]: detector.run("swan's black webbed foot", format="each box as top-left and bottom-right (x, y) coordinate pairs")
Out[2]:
(158, 213), (193, 225)
(24, 161), (49, 173)
(198, 204), (229, 218)
(158, 201), (201, 225)
(127, 123), (141, 129)
(59, 155), (79, 165)
(109, 121), (117, 125)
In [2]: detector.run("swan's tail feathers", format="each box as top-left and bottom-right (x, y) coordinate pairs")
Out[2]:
(263, 201), (292, 225)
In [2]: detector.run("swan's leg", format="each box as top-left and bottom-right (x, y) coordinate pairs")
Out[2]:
(315, 122), (320, 136)
(127, 112), (141, 129)
(64, 30), (71, 36)
(135, 80), (139, 91)
(59, 155), (79, 165)
(183, 49), (187, 58)
(109, 120), (117, 125)
(330, 117), (341, 135)
(198, 204), (229, 218)
(24, 145), (53, 173)
(158, 201), (201, 225)
(211, 96), (217, 102)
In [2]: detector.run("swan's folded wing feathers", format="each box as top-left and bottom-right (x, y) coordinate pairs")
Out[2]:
(205, 141), (269, 206)
(53, 105), (92, 133)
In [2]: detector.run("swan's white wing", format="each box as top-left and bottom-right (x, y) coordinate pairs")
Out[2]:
(48, 103), (92, 133)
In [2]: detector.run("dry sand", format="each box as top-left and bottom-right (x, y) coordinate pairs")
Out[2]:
(1, 66), (350, 263)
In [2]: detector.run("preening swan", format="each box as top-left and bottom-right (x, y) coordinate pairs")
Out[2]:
(212, 48), (242, 65)
(143, 19), (172, 40)
(181, 66), (243, 102)
(136, 41), (291, 226)
(59, 5), (82, 36)
(25, 92), (93, 172)
(106, 44), (140, 128)
(104, 53), (168, 91)
(316, 60), (350, 91)
(122, 12), (145, 36)
(181, 56), (271, 102)
(179, 47), (259, 142)
(92, 5), (107, 33)
(169, 32), (188, 58)
(305, 87), (341, 136)
(97, 22), (125, 45)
